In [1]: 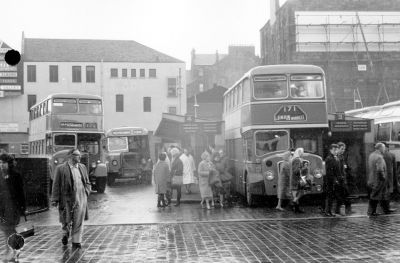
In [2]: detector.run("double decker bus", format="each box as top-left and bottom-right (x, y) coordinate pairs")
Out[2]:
(29, 93), (107, 193)
(104, 127), (153, 185)
(346, 100), (400, 172)
(223, 65), (328, 205)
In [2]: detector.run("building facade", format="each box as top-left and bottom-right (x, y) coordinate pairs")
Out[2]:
(187, 46), (260, 97)
(260, 0), (400, 112)
(0, 40), (26, 155)
(2, 36), (186, 159)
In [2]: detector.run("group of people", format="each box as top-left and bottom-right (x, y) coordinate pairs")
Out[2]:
(153, 145), (232, 210)
(275, 147), (312, 213)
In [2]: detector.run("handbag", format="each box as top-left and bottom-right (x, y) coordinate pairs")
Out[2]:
(16, 215), (34, 238)
(172, 175), (183, 186)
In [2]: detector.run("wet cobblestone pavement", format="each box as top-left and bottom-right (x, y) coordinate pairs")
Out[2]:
(3, 215), (400, 262)
(3, 183), (400, 262)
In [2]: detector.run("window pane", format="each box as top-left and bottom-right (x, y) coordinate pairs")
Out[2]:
(108, 137), (128, 152)
(168, 106), (177, 114)
(128, 136), (148, 152)
(111, 68), (118, 78)
(253, 75), (287, 99)
(255, 130), (289, 156)
(131, 69), (136, 77)
(122, 68), (127, 77)
(53, 98), (78, 113)
(79, 99), (102, 114)
(168, 78), (177, 97)
(27, 65), (36, 82)
(243, 78), (250, 102)
(143, 97), (151, 112)
(54, 134), (76, 146)
(49, 65), (58, 82)
(116, 94), (124, 112)
(149, 69), (156, 78)
(140, 69), (145, 77)
(376, 123), (391, 141)
(86, 66), (95, 83)
(290, 75), (324, 98)
(27, 94), (37, 111)
(72, 66), (81, 82)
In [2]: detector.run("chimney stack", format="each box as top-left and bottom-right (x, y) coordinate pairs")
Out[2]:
(270, 0), (280, 25)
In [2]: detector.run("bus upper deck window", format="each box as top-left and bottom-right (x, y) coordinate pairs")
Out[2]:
(253, 75), (287, 99)
(290, 75), (324, 98)
(53, 99), (78, 113)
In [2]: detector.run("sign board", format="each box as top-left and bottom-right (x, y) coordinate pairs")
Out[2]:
(182, 121), (221, 134)
(60, 122), (84, 128)
(0, 123), (18, 132)
(0, 72), (17, 78)
(357, 64), (367, 71)
(0, 48), (11, 54)
(330, 120), (370, 132)
(0, 85), (21, 91)
(335, 112), (346, 121)
(0, 79), (17, 84)
(182, 123), (199, 133)
(274, 105), (307, 122)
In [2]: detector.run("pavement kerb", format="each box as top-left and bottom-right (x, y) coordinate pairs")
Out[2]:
(32, 212), (400, 227)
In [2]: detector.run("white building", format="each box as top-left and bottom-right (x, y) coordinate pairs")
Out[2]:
(19, 37), (186, 157)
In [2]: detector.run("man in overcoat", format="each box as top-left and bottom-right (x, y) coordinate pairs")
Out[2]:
(51, 149), (91, 250)
(324, 144), (340, 217)
(367, 142), (389, 216)
(382, 142), (397, 213)
(335, 142), (352, 215)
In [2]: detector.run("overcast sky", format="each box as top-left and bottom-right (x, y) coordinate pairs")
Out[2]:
(2, 0), (286, 69)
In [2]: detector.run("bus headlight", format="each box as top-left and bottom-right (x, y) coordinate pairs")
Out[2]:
(112, 160), (118, 166)
(97, 160), (101, 164)
(54, 159), (58, 164)
(314, 169), (322, 179)
(316, 185), (322, 192)
(91, 162), (97, 168)
(265, 171), (274, 181)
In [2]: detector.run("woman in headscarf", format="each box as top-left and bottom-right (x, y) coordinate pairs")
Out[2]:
(153, 153), (170, 208)
(291, 148), (305, 213)
(197, 151), (214, 209)
(0, 153), (26, 261)
(276, 151), (292, 211)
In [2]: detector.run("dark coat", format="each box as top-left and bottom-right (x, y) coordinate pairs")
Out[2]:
(290, 157), (302, 190)
(170, 156), (183, 186)
(0, 169), (26, 226)
(382, 151), (396, 194)
(324, 153), (340, 195)
(51, 162), (91, 223)
(153, 161), (170, 194)
(278, 160), (291, 199)
(368, 150), (387, 201)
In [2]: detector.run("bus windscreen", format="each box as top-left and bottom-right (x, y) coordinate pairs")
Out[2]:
(79, 99), (102, 114)
(253, 75), (287, 99)
(53, 98), (78, 113)
(290, 75), (324, 98)
(108, 137), (128, 152)
(255, 130), (289, 156)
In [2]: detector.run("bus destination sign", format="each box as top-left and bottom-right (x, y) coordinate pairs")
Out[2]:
(274, 105), (307, 122)
(60, 122), (98, 129)
(330, 120), (370, 132)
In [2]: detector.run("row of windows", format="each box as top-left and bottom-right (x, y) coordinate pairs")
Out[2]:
(27, 65), (95, 83)
(110, 68), (156, 78)
(30, 140), (46, 155)
(224, 78), (251, 113)
(27, 94), (177, 114)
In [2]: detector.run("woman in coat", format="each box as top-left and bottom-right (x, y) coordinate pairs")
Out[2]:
(153, 153), (170, 208)
(290, 148), (305, 213)
(0, 153), (26, 261)
(169, 148), (183, 207)
(276, 151), (292, 211)
(198, 151), (214, 209)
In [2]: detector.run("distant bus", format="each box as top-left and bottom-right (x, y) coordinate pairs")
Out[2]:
(346, 100), (400, 169)
(28, 93), (107, 193)
(104, 126), (153, 185)
(223, 65), (328, 205)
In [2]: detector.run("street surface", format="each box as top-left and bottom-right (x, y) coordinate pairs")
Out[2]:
(2, 182), (400, 262)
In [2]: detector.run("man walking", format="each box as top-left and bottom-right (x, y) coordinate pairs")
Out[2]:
(367, 142), (389, 216)
(335, 142), (352, 215)
(382, 142), (397, 213)
(324, 144), (340, 217)
(51, 149), (91, 250)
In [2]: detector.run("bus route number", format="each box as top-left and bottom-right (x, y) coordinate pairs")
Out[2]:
(274, 105), (307, 122)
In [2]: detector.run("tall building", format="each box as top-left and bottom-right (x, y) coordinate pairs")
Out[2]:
(260, 0), (400, 112)
(187, 45), (260, 97)
(1, 34), (186, 158)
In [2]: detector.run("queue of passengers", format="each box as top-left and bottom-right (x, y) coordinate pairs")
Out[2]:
(153, 145), (232, 209)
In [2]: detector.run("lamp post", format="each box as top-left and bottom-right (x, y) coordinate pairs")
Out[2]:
(177, 68), (183, 115)
(194, 94), (199, 118)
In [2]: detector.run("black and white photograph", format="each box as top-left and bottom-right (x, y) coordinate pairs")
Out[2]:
(2, 0), (400, 262)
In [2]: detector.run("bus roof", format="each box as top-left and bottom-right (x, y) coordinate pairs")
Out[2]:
(31, 93), (103, 110)
(224, 64), (325, 96)
(106, 126), (149, 136)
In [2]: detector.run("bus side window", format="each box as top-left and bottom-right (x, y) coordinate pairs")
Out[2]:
(392, 122), (400, 141)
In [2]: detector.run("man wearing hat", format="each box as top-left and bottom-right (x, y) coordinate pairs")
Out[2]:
(51, 148), (91, 250)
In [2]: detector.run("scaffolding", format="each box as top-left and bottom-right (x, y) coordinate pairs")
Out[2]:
(293, 11), (400, 110)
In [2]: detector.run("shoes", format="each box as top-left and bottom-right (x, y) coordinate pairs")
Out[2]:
(368, 212), (381, 217)
(323, 212), (335, 217)
(174, 202), (180, 207)
(276, 207), (285, 211)
(62, 235), (68, 246)
(72, 243), (81, 250)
